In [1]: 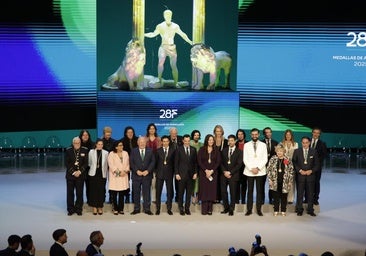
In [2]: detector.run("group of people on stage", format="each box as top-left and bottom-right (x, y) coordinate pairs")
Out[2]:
(65, 123), (327, 217)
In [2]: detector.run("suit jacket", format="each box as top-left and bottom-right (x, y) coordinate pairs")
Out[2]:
(65, 146), (89, 180)
(292, 147), (320, 181)
(169, 135), (183, 150)
(174, 145), (198, 180)
(313, 139), (327, 164)
(0, 247), (17, 256)
(85, 243), (101, 256)
(220, 146), (243, 181)
(243, 140), (268, 177)
(262, 138), (278, 162)
(50, 243), (69, 256)
(17, 249), (32, 256)
(155, 146), (175, 180)
(130, 147), (155, 180)
(88, 149), (109, 178)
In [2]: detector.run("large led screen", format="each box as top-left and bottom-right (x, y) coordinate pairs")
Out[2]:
(0, 0), (96, 132)
(237, 0), (366, 134)
(97, 0), (238, 92)
(97, 91), (239, 139)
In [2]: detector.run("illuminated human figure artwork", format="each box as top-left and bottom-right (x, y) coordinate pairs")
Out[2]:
(145, 9), (193, 88)
(190, 43), (232, 91)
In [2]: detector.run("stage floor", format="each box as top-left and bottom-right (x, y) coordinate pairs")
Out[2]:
(0, 159), (366, 256)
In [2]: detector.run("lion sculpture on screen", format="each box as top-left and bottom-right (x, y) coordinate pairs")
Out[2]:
(190, 43), (232, 90)
(106, 38), (146, 90)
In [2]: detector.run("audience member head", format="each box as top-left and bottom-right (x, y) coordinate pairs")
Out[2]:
(7, 234), (21, 250)
(76, 250), (88, 256)
(20, 234), (33, 251)
(89, 231), (104, 247)
(236, 248), (249, 256)
(52, 229), (67, 244)
(321, 252), (334, 256)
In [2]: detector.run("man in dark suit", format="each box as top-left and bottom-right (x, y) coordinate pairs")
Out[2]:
(262, 127), (278, 204)
(220, 134), (243, 216)
(292, 136), (320, 216)
(85, 231), (104, 256)
(0, 235), (20, 256)
(168, 127), (183, 203)
(155, 135), (175, 215)
(50, 229), (69, 256)
(65, 137), (89, 216)
(130, 136), (156, 215)
(310, 127), (327, 205)
(17, 235), (35, 256)
(174, 134), (198, 215)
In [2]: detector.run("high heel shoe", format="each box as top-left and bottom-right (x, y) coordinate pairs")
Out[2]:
(97, 208), (103, 215)
(92, 208), (97, 215)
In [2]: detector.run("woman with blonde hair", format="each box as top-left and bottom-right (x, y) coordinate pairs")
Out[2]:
(267, 144), (294, 216)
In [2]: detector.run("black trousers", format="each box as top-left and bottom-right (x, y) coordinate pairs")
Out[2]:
(110, 190), (127, 212)
(155, 177), (174, 211)
(66, 178), (84, 214)
(272, 190), (288, 212)
(236, 172), (247, 204)
(220, 176), (238, 211)
(177, 178), (192, 211)
(296, 176), (315, 213)
(246, 176), (264, 212)
(132, 177), (152, 212)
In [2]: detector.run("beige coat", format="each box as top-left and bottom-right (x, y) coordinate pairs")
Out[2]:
(108, 151), (130, 191)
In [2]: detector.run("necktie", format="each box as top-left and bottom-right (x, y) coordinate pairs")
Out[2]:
(186, 147), (189, 156)
(164, 148), (167, 156)
(253, 142), (257, 151)
(266, 139), (271, 154)
(141, 149), (144, 160)
(229, 148), (233, 157)
(304, 149), (308, 160)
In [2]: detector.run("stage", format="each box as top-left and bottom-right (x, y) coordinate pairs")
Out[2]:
(0, 161), (365, 256)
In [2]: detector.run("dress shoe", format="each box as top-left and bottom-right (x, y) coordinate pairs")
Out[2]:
(207, 212), (212, 215)
(228, 210), (234, 216)
(221, 209), (229, 214)
(67, 211), (74, 216)
(281, 212), (286, 216)
(77, 212), (82, 216)
(113, 210), (118, 215)
(119, 211), (124, 215)
(245, 211), (252, 216)
(308, 212), (316, 217)
(185, 210), (191, 215)
(288, 201), (293, 204)
(155, 210), (160, 215)
(130, 210), (140, 215)
(273, 211), (278, 216)
(297, 211), (303, 216)
(144, 210), (153, 215)
(179, 210), (185, 216)
(167, 210), (173, 215)
(257, 210), (263, 216)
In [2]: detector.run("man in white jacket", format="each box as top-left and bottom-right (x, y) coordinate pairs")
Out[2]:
(243, 128), (268, 216)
